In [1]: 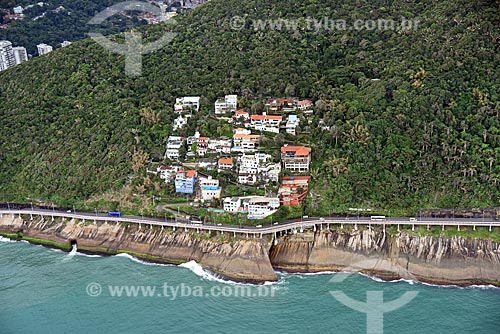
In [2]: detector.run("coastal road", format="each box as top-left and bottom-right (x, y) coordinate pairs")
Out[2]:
(1, 209), (499, 236)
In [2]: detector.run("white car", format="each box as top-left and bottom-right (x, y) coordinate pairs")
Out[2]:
(256, 224), (262, 228)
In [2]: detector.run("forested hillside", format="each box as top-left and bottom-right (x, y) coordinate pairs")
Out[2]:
(0, 0), (499, 214)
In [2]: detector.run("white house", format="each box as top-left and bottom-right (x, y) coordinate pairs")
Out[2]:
(174, 96), (200, 113)
(164, 136), (184, 160)
(232, 128), (251, 135)
(250, 113), (282, 133)
(232, 134), (261, 153)
(285, 115), (300, 135)
(258, 163), (281, 183)
(157, 165), (182, 183)
(246, 196), (280, 219)
(199, 176), (221, 201)
(173, 115), (188, 131)
(215, 94), (237, 114)
(223, 196), (280, 218)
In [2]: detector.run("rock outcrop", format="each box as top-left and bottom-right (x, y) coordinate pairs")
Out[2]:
(0, 215), (277, 283)
(2, 214), (499, 285)
(269, 229), (500, 286)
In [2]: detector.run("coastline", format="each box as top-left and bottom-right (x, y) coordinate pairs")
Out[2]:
(1, 215), (499, 287)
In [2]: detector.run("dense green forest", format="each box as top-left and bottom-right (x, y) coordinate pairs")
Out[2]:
(0, 0), (147, 54)
(0, 0), (499, 215)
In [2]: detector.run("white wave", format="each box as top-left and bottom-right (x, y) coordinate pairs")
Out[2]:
(68, 244), (77, 256)
(75, 252), (102, 258)
(115, 253), (172, 267)
(178, 260), (279, 286)
(0, 236), (15, 243)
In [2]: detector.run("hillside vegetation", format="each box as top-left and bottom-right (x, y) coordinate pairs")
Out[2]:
(0, 0), (499, 214)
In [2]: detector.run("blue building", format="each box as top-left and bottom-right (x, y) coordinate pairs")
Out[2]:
(175, 170), (197, 194)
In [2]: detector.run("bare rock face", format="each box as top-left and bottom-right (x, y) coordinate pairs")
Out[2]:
(0, 215), (277, 283)
(2, 214), (499, 286)
(270, 229), (500, 286)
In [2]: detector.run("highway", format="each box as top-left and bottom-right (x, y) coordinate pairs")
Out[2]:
(1, 208), (499, 236)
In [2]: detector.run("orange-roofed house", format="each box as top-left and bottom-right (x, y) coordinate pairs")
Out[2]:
(175, 170), (198, 194)
(250, 113), (282, 133)
(297, 99), (313, 111)
(279, 176), (311, 206)
(232, 134), (261, 152)
(196, 137), (209, 156)
(281, 145), (312, 172)
(232, 110), (250, 123)
(218, 157), (234, 171)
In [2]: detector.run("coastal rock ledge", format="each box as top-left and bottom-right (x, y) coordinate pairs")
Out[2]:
(269, 229), (500, 286)
(0, 215), (277, 283)
(1, 215), (500, 286)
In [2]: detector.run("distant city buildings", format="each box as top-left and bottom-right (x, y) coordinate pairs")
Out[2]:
(37, 43), (53, 56)
(0, 40), (15, 71)
(12, 47), (28, 65)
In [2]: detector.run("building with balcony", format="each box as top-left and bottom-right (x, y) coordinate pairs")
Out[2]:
(281, 145), (311, 172)
(199, 176), (221, 201)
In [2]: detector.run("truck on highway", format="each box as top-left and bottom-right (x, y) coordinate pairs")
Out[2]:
(107, 212), (121, 217)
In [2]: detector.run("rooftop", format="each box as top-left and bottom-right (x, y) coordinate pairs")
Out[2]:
(281, 146), (311, 156)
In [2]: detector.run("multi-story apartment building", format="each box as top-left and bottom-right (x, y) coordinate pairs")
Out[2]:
(175, 170), (198, 194)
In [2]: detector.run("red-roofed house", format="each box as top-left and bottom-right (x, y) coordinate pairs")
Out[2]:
(279, 176), (310, 206)
(218, 157), (234, 171)
(297, 99), (313, 111)
(196, 137), (209, 156)
(281, 145), (312, 172)
(232, 110), (250, 123)
(250, 113), (282, 133)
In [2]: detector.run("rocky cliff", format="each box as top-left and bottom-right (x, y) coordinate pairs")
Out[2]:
(269, 229), (500, 286)
(2, 214), (500, 285)
(0, 215), (277, 283)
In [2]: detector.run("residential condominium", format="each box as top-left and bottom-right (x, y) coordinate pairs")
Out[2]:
(175, 170), (198, 194)
(12, 46), (27, 65)
(214, 94), (237, 114)
(0, 40), (15, 71)
(37, 43), (53, 56)
(281, 145), (312, 172)
(199, 176), (221, 201)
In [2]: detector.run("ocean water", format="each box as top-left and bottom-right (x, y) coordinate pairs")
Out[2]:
(1, 237), (499, 334)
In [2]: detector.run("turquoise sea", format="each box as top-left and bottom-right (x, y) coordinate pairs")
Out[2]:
(1, 236), (499, 334)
